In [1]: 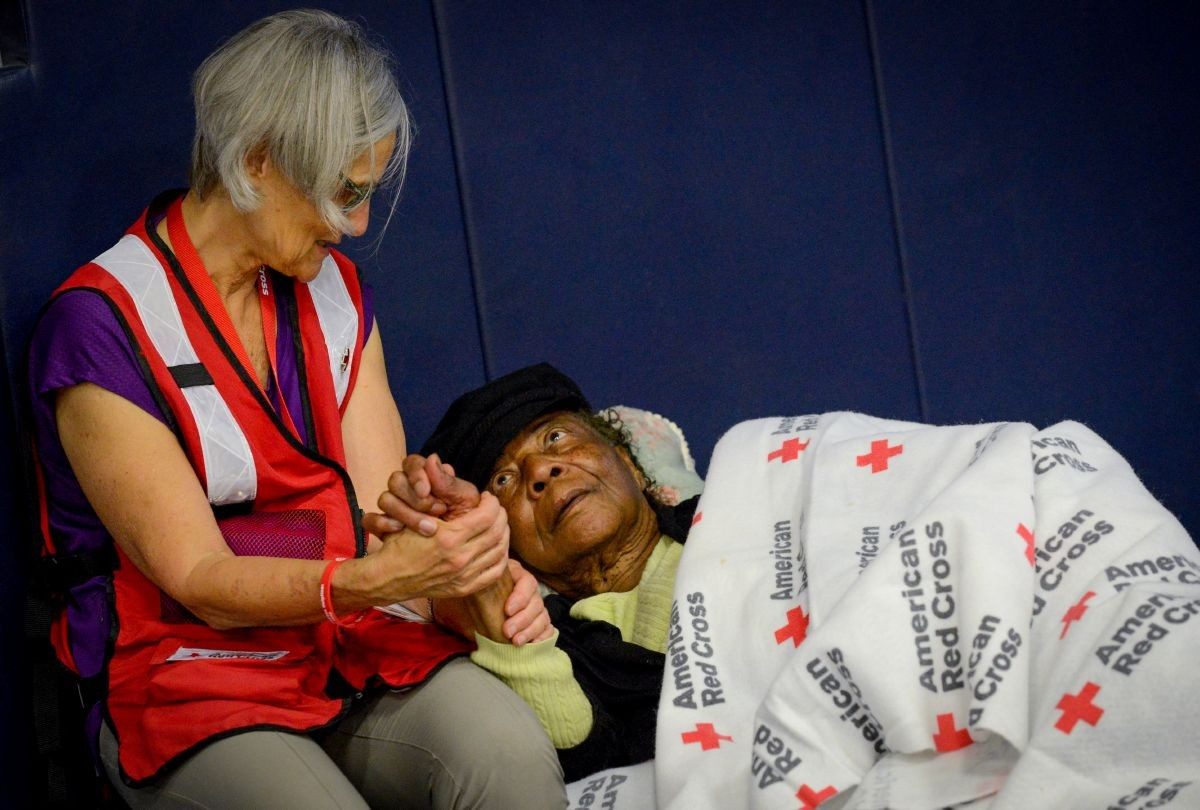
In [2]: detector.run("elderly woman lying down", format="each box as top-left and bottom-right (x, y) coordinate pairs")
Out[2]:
(367, 363), (693, 781)
(368, 363), (1200, 809)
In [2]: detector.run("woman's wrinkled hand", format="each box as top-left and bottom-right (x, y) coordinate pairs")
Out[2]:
(501, 559), (553, 645)
(363, 453), (481, 538)
(430, 560), (550, 645)
(365, 490), (510, 602)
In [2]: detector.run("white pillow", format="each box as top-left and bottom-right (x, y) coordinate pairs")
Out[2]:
(607, 405), (704, 506)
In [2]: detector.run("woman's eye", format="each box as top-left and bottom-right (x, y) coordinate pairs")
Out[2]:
(491, 472), (512, 490)
(547, 428), (566, 444)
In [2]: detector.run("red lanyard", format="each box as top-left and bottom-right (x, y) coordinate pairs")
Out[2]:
(163, 199), (302, 440)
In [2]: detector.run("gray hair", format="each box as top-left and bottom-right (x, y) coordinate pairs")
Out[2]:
(189, 9), (409, 234)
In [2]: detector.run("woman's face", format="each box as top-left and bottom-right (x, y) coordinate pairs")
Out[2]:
(248, 133), (394, 282)
(487, 412), (654, 581)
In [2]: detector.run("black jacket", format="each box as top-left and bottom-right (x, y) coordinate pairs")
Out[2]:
(549, 495), (698, 782)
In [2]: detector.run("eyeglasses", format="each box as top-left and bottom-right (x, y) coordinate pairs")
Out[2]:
(336, 173), (378, 213)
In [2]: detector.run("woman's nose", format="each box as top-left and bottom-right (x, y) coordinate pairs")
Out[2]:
(344, 199), (371, 237)
(526, 457), (563, 495)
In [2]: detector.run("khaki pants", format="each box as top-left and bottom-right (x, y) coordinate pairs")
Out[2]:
(101, 658), (567, 809)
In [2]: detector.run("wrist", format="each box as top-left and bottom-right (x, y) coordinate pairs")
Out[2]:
(328, 554), (387, 612)
(320, 558), (368, 626)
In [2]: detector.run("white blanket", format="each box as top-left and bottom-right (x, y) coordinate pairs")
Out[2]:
(568, 412), (1200, 810)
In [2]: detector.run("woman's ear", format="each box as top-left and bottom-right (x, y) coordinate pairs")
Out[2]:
(244, 145), (271, 181)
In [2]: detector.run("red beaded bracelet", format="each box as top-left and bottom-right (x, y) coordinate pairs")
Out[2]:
(319, 557), (366, 626)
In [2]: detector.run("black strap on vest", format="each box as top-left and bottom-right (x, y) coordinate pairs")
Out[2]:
(24, 589), (111, 808)
(168, 362), (214, 389)
(33, 546), (118, 593)
(23, 544), (118, 808)
(17, 360), (120, 807)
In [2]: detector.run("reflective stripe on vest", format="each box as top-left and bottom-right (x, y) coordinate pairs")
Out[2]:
(90, 239), (359, 502)
(93, 235), (256, 506)
(306, 256), (358, 407)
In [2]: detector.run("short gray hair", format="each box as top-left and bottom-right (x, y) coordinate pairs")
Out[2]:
(189, 9), (409, 234)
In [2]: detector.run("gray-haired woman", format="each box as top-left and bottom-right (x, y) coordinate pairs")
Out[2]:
(27, 10), (564, 808)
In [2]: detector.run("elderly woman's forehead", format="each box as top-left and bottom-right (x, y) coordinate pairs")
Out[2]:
(497, 411), (602, 459)
(516, 411), (580, 440)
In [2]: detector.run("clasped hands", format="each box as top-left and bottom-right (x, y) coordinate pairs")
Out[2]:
(363, 454), (552, 646)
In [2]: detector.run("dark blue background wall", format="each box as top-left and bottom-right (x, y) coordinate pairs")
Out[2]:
(2, 1), (1196, 801)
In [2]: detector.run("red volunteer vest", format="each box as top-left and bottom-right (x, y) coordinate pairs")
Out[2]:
(50, 195), (469, 785)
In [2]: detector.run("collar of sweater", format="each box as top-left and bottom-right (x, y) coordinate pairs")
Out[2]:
(568, 535), (682, 652)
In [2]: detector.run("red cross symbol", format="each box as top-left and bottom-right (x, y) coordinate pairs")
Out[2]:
(774, 606), (810, 647)
(691, 511), (703, 526)
(768, 438), (810, 463)
(856, 439), (903, 473)
(680, 723), (732, 751)
(1016, 523), (1036, 565)
(1060, 591), (1097, 639)
(932, 712), (973, 752)
(1055, 682), (1105, 734)
(797, 784), (837, 809)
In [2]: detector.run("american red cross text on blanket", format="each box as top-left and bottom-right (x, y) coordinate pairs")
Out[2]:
(566, 412), (1199, 810)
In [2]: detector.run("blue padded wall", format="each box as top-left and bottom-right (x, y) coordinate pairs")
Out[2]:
(871, 2), (1200, 532)
(432, 0), (920, 465)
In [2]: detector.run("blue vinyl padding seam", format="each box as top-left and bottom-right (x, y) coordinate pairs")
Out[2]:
(429, 1), (494, 381)
(863, 0), (929, 422)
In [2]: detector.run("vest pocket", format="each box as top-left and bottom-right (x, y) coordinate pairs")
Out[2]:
(146, 634), (326, 706)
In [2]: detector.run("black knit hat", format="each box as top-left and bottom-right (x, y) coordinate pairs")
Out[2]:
(419, 363), (591, 489)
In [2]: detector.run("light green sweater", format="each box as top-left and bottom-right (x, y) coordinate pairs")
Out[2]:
(471, 536), (682, 747)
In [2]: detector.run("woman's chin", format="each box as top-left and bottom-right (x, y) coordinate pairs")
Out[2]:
(291, 254), (328, 283)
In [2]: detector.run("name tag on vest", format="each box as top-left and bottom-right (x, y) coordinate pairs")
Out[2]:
(166, 647), (290, 662)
